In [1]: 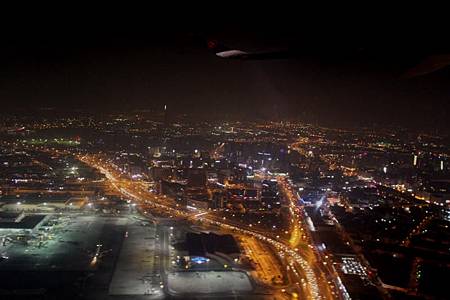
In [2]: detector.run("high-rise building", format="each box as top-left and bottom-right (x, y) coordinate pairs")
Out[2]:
(163, 104), (169, 128)
(187, 169), (207, 188)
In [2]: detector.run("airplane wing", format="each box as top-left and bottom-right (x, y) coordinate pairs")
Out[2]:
(207, 39), (291, 60)
(206, 37), (450, 77)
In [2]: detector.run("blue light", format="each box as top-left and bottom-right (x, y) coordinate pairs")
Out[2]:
(191, 256), (208, 264)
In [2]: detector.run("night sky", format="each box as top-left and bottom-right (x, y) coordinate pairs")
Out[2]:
(1, 10), (449, 131)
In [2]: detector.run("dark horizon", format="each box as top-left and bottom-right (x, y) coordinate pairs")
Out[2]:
(1, 11), (449, 132)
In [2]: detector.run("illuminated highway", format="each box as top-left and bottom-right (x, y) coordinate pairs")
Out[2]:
(278, 176), (350, 300)
(77, 153), (338, 300)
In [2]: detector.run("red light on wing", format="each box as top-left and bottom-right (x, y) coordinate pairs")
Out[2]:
(207, 40), (218, 50)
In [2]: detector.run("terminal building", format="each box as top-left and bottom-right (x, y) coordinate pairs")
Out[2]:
(0, 211), (48, 234)
(182, 232), (241, 265)
(0, 194), (88, 212)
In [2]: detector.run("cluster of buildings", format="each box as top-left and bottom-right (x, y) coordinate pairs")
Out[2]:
(1, 110), (449, 299)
